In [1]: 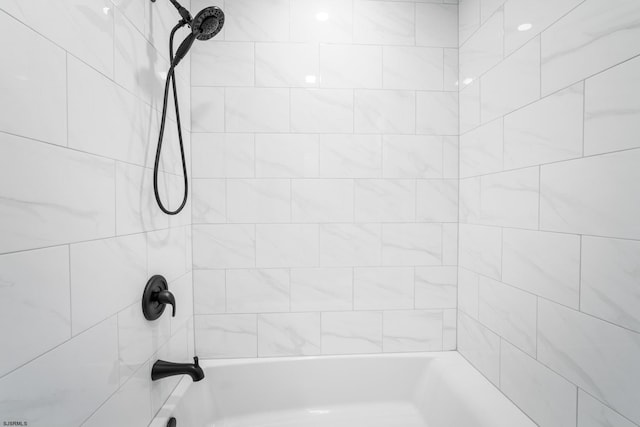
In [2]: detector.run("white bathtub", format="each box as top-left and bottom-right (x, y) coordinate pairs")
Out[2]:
(150, 351), (535, 427)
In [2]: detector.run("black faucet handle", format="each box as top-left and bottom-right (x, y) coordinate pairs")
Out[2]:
(193, 356), (199, 366)
(156, 289), (176, 317)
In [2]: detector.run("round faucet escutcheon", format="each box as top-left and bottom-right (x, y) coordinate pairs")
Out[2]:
(142, 275), (176, 321)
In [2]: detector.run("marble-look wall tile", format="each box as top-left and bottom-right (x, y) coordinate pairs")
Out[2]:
(417, 91), (459, 135)
(584, 55), (640, 156)
(354, 0), (415, 45)
(459, 118), (503, 178)
(503, 229), (580, 309)
(459, 9), (503, 84)
(192, 133), (255, 178)
(227, 179), (291, 223)
(500, 340), (578, 427)
(225, 0), (290, 41)
(70, 234), (146, 335)
(147, 226), (188, 282)
(581, 236), (640, 333)
(481, 36), (541, 123)
(192, 42), (254, 87)
(578, 391), (637, 427)
(322, 311), (382, 354)
(226, 269), (290, 313)
(193, 270), (226, 314)
(191, 87), (225, 133)
(383, 310), (443, 352)
(0, 247), (70, 378)
(504, 83), (584, 169)
(504, 0), (583, 56)
(458, 268), (479, 319)
(458, 312), (500, 385)
(192, 179), (226, 224)
(355, 179), (415, 222)
(320, 44), (382, 89)
(383, 46), (443, 91)
(258, 312), (321, 356)
(291, 0), (354, 43)
(442, 309), (457, 350)
(0, 318), (118, 427)
(355, 90), (416, 134)
(459, 78), (481, 133)
(0, 12), (66, 146)
(292, 179), (354, 222)
(416, 180), (458, 223)
(354, 267), (414, 310)
(540, 149), (640, 239)
(319, 134), (382, 178)
(256, 43), (319, 87)
(382, 135), (443, 179)
(538, 299), (640, 425)
(0, 133), (115, 254)
(415, 266), (457, 309)
(292, 89), (354, 134)
(225, 88), (290, 132)
(193, 224), (255, 269)
(479, 277), (537, 355)
(481, 0), (507, 23)
(442, 223), (459, 266)
(444, 49), (460, 91)
(256, 224), (319, 268)
(291, 268), (353, 311)
(541, 0), (640, 95)
(320, 223), (382, 267)
(195, 314), (257, 358)
(415, 3), (458, 48)
(458, 224), (502, 280)
(382, 224), (442, 266)
(256, 134), (319, 178)
(459, 0), (480, 44)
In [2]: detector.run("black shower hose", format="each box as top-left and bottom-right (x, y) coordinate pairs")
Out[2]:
(153, 21), (189, 215)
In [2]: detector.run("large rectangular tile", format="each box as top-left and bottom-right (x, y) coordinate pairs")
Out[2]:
(226, 269), (290, 313)
(0, 247), (70, 377)
(0, 11), (66, 146)
(541, 0), (640, 95)
(258, 313), (321, 356)
(192, 179), (226, 224)
(0, 133), (115, 254)
(481, 37), (541, 123)
(415, 266), (457, 309)
(503, 229), (580, 308)
(458, 312), (500, 385)
(191, 87), (225, 133)
(540, 149), (640, 239)
(459, 9), (504, 83)
(416, 91), (458, 135)
(500, 340), (578, 427)
(193, 270), (226, 315)
(192, 133), (255, 178)
(383, 46), (443, 91)
(322, 311), (382, 354)
(504, 83), (584, 169)
(416, 180), (458, 222)
(382, 224), (442, 266)
(291, 89), (354, 133)
(256, 224), (319, 268)
(354, 90), (415, 134)
(320, 44), (382, 89)
(226, 88), (290, 132)
(319, 134), (382, 178)
(291, 268), (353, 311)
(383, 310), (443, 352)
(354, 267), (414, 310)
(458, 224), (502, 279)
(225, 0), (290, 41)
(291, 0), (353, 43)
(146, 226), (187, 282)
(584, 55), (640, 156)
(193, 224), (255, 269)
(459, 0), (481, 44)
(458, 268), (480, 319)
(382, 135), (444, 180)
(355, 179), (415, 222)
(354, 0), (414, 45)
(227, 179), (291, 223)
(479, 277), (537, 355)
(192, 41), (254, 86)
(581, 236), (640, 332)
(578, 391), (637, 427)
(256, 134), (319, 178)
(459, 118), (503, 178)
(538, 299), (640, 424)
(195, 314), (257, 358)
(292, 179), (354, 222)
(70, 234), (146, 335)
(256, 43), (319, 87)
(0, 318), (118, 426)
(415, 3), (458, 47)
(319, 223), (381, 267)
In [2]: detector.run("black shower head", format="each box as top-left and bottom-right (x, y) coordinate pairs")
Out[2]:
(171, 5), (225, 68)
(192, 6), (225, 40)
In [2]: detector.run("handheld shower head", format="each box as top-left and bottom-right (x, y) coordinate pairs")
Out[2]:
(171, 6), (225, 68)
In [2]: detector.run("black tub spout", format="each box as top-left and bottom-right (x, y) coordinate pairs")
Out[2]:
(152, 356), (205, 382)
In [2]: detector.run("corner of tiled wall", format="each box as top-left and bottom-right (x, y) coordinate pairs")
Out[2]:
(189, 0), (460, 360)
(0, 1), (195, 425)
(457, 0), (640, 426)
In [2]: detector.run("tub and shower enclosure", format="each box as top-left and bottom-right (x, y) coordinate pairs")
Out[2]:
(1, 0), (640, 426)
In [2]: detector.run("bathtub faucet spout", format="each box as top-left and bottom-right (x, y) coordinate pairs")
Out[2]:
(152, 356), (205, 382)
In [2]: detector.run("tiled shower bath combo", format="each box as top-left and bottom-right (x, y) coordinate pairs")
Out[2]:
(0, 0), (639, 426)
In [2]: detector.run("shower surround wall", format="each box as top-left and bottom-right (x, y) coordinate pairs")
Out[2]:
(191, 0), (459, 358)
(457, 0), (640, 426)
(0, 1), (194, 426)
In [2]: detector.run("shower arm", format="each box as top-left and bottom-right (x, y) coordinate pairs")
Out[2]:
(150, 0), (193, 25)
